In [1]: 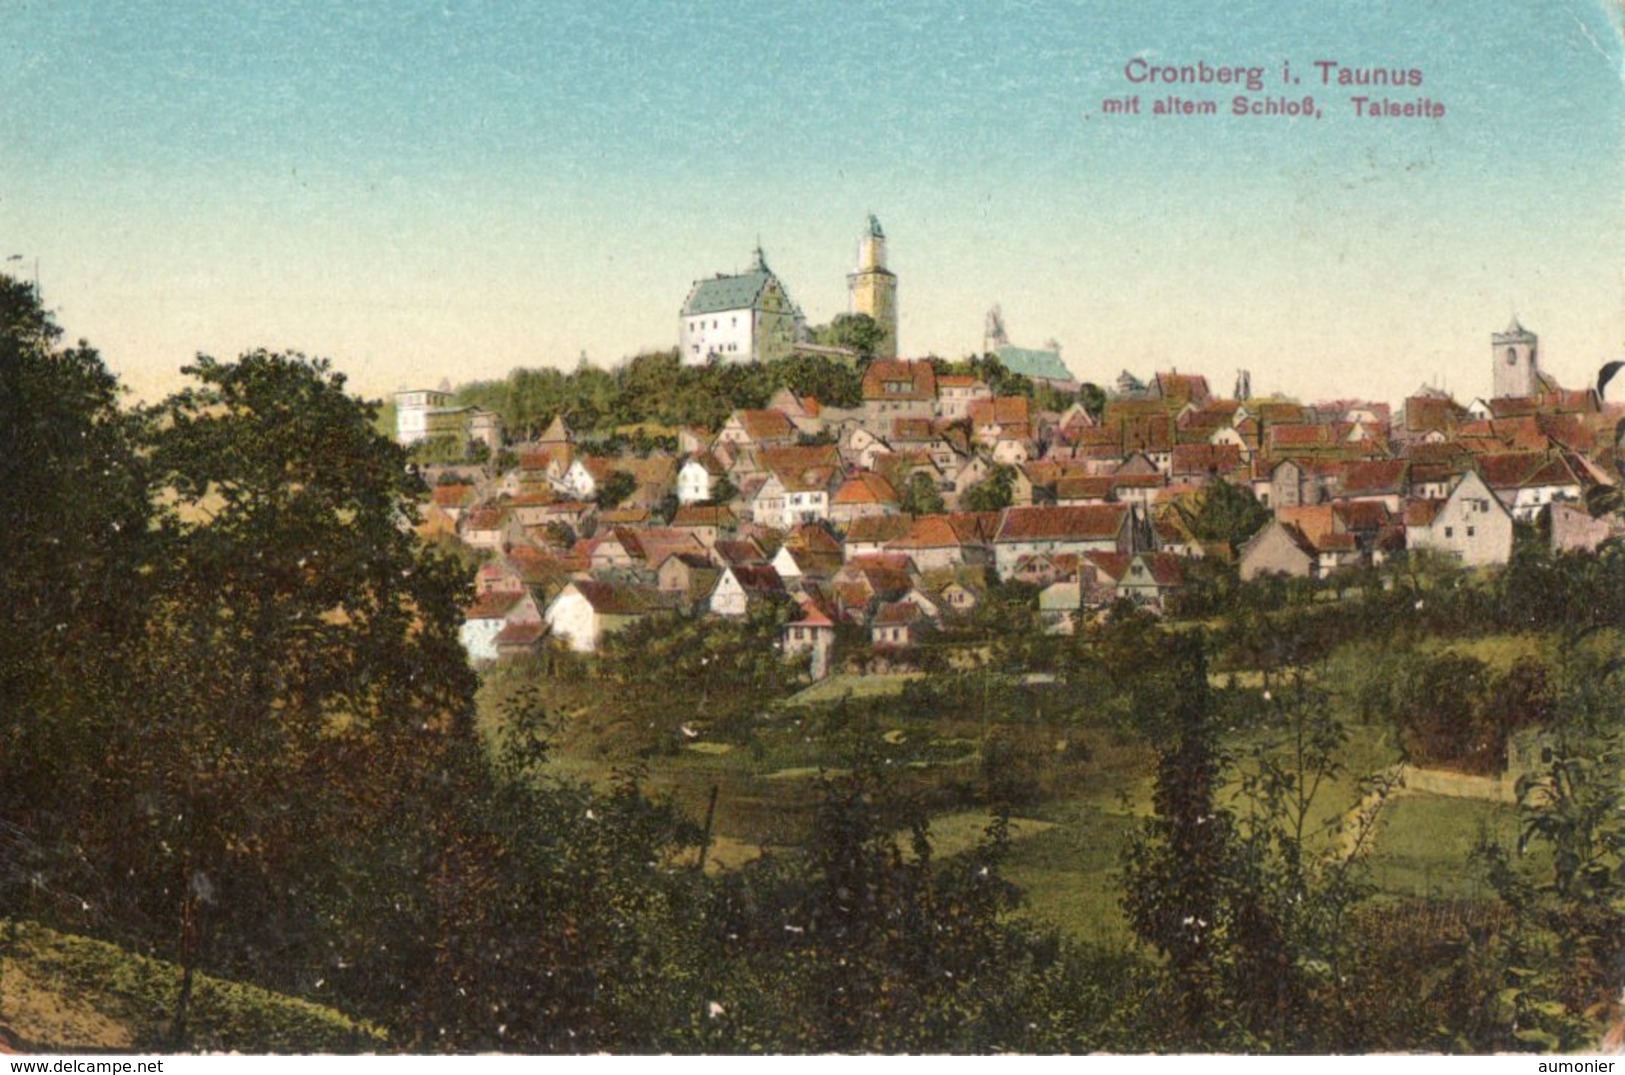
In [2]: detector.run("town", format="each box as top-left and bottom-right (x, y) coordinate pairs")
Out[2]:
(5, 230), (1624, 1053)
(398, 219), (1622, 672)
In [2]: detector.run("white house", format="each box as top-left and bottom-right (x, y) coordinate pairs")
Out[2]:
(679, 247), (801, 366)
(459, 590), (541, 664)
(1405, 470), (1513, 567)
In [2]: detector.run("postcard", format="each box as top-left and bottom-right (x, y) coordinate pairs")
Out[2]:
(1, 0), (1622, 1059)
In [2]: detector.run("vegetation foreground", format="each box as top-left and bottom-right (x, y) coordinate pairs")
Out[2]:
(1, 274), (1621, 1053)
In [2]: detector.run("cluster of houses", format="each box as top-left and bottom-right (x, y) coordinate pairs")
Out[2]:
(420, 323), (1625, 677)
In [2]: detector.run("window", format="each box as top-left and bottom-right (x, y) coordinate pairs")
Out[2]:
(1467, 526), (1475, 537)
(1444, 526), (1454, 538)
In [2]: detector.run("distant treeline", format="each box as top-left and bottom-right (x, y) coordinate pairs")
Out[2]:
(451, 349), (1092, 440)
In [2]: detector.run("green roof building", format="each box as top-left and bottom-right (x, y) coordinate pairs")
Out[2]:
(680, 246), (802, 367)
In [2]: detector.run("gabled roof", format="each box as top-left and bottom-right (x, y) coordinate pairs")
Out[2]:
(465, 591), (526, 620)
(1332, 500), (1393, 533)
(671, 504), (738, 528)
(683, 265), (776, 317)
(885, 513), (987, 551)
(782, 523), (845, 555)
(994, 344), (1072, 382)
(872, 600), (924, 627)
(1477, 452), (1583, 491)
(994, 504), (1130, 543)
(833, 472), (900, 506)
(844, 514), (916, 546)
(862, 359), (937, 401)
(714, 538), (769, 566)
(1338, 459), (1409, 497)
(1153, 371), (1212, 405)
(723, 563), (787, 596)
(1170, 444), (1243, 477)
(758, 444), (842, 475)
(789, 596), (836, 629)
(731, 409), (797, 442)
(1404, 499), (1445, 527)
(432, 483), (477, 509)
(494, 620), (549, 646)
(968, 396), (1031, 428)
(1054, 475), (1116, 502)
(564, 579), (666, 616)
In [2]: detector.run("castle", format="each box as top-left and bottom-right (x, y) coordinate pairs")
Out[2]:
(679, 216), (900, 366)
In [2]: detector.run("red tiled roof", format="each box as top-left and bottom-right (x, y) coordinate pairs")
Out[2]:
(833, 472), (901, 506)
(872, 600), (923, 627)
(861, 359), (937, 401)
(494, 620), (549, 646)
(465, 592), (524, 620)
(1170, 444), (1243, 476)
(968, 396), (1031, 428)
(734, 409), (796, 442)
(995, 504), (1129, 543)
(1338, 459), (1408, 496)
(844, 514), (916, 545)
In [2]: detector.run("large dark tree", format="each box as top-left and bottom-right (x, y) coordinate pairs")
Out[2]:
(103, 352), (480, 1031)
(0, 276), (153, 921)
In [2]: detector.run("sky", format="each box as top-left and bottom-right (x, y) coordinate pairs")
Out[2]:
(3, 0), (1623, 408)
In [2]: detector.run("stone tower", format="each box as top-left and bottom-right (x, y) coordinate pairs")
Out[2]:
(848, 214), (898, 359)
(1492, 317), (1540, 399)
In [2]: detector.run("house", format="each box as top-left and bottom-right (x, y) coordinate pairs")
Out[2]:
(677, 452), (729, 505)
(883, 513), (995, 572)
(657, 552), (721, 605)
(782, 598), (838, 680)
(545, 580), (666, 653)
(710, 563), (788, 617)
(968, 396), (1033, 448)
(680, 246), (801, 366)
(459, 506), (510, 552)
(830, 472), (901, 526)
(871, 600), (926, 648)
(831, 554), (917, 607)
(1476, 452), (1586, 522)
(992, 504), (1134, 580)
(669, 503), (739, 548)
(936, 374), (991, 420)
(862, 359), (938, 426)
(842, 514), (915, 559)
(1238, 520), (1319, 581)
(459, 590), (543, 665)
(394, 387), (453, 444)
(1096, 551), (1186, 610)
(1038, 579), (1085, 635)
(1405, 470), (1514, 567)
(1550, 502), (1625, 554)
(717, 409), (799, 451)
(1335, 460), (1409, 512)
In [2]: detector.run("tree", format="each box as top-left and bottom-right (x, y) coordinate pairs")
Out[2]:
(812, 313), (884, 362)
(0, 274), (153, 926)
(119, 351), (480, 1030)
(595, 468), (638, 509)
(1190, 479), (1270, 547)
(961, 465), (1017, 513)
(1120, 630), (1387, 1051)
(898, 471), (945, 516)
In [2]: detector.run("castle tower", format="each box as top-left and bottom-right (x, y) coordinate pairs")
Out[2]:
(848, 214), (898, 359)
(1492, 317), (1540, 398)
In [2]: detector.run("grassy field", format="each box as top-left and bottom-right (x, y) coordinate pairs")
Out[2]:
(0, 920), (383, 1053)
(1364, 792), (1528, 900)
(482, 621), (1572, 952)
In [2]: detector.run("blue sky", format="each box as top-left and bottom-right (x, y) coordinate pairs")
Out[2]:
(3, 1), (1622, 405)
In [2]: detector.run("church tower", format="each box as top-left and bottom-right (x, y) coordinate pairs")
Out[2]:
(848, 214), (898, 359)
(1492, 317), (1540, 399)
